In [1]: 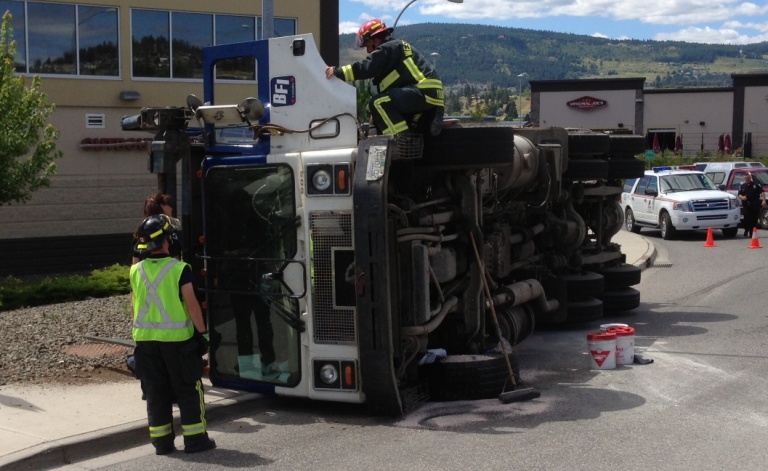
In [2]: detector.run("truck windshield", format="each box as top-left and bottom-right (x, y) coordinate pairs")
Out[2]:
(660, 173), (718, 192)
(203, 164), (301, 387)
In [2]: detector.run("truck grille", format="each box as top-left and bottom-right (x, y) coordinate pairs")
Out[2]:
(691, 199), (730, 212)
(310, 211), (356, 344)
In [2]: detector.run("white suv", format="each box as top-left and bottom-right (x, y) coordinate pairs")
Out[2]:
(622, 168), (741, 240)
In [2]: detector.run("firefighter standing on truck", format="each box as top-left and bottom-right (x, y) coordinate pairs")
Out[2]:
(325, 18), (444, 136)
(130, 215), (217, 455)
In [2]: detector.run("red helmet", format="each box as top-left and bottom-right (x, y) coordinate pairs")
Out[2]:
(356, 19), (393, 48)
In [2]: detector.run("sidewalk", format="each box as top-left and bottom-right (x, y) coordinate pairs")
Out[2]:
(0, 230), (655, 471)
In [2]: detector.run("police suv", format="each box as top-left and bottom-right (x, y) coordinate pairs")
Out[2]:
(622, 167), (741, 240)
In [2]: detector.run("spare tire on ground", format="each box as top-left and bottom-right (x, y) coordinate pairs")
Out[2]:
(422, 353), (519, 401)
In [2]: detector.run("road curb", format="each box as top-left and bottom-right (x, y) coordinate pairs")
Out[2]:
(0, 392), (261, 471)
(633, 236), (657, 270)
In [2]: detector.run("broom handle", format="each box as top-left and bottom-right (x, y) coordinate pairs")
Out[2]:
(469, 232), (517, 387)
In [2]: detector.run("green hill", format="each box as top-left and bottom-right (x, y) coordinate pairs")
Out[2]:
(339, 23), (768, 89)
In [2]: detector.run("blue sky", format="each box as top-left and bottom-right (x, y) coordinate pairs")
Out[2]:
(339, 0), (768, 45)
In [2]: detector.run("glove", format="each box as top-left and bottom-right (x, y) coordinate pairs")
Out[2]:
(195, 330), (210, 355)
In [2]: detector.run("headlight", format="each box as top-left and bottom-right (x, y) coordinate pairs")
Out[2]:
(730, 198), (740, 210)
(319, 363), (339, 385)
(312, 169), (332, 192)
(673, 201), (692, 211)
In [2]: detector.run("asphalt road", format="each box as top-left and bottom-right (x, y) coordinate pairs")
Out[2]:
(63, 229), (768, 471)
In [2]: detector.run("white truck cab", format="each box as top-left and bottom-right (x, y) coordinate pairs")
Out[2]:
(622, 167), (740, 240)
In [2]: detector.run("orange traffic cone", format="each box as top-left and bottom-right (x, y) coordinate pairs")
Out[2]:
(704, 227), (716, 247)
(749, 228), (762, 249)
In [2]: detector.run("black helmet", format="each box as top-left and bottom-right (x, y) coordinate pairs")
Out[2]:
(134, 214), (172, 254)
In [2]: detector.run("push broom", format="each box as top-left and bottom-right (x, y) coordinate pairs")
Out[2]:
(470, 233), (541, 404)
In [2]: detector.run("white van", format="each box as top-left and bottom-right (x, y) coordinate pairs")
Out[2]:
(695, 161), (766, 185)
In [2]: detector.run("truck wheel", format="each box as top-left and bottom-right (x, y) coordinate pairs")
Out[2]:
(660, 212), (676, 240)
(568, 132), (610, 156)
(608, 135), (646, 159)
(565, 297), (604, 322)
(760, 208), (768, 229)
(592, 263), (641, 289)
(722, 227), (738, 238)
(563, 271), (604, 299)
(625, 208), (641, 233)
(607, 159), (645, 179)
(599, 287), (641, 313)
(563, 159), (609, 180)
(424, 353), (519, 401)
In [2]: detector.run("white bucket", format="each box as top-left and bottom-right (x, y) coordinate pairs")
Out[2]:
(600, 323), (628, 332)
(587, 331), (616, 370)
(607, 326), (635, 365)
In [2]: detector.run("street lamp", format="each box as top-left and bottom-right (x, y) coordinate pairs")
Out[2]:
(393, 0), (464, 28)
(430, 52), (440, 67)
(517, 72), (528, 122)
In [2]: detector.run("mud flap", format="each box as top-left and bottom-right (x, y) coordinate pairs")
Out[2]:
(353, 136), (404, 416)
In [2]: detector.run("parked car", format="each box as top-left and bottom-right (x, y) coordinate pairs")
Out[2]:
(622, 168), (741, 240)
(710, 167), (768, 229)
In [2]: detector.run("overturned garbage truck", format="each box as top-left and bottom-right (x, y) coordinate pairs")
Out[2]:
(123, 34), (646, 415)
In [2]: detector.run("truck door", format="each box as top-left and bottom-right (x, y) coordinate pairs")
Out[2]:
(202, 163), (304, 391)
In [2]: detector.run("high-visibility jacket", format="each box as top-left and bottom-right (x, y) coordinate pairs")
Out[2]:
(130, 257), (194, 342)
(335, 38), (443, 105)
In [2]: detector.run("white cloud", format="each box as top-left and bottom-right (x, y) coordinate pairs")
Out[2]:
(654, 25), (768, 44)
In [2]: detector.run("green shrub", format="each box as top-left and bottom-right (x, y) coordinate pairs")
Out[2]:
(0, 264), (130, 312)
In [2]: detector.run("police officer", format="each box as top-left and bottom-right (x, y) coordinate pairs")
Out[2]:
(130, 215), (216, 455)
(738, 172), (766, 238)
(325, 19), (444, 136)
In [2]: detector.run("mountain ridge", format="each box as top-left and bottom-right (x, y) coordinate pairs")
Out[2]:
(338, 23), (768, 89)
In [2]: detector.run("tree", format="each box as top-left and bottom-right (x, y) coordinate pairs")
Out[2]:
(0, 12), (62, 206)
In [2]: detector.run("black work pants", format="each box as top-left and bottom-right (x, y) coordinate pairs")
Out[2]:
(743, 202), (760, 233)
(134, 339), (208, 448)
(369, 85), (439, 135)
(231, 293), (276, 366)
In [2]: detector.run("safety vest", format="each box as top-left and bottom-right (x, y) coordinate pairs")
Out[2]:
(130, 257), (194, 342)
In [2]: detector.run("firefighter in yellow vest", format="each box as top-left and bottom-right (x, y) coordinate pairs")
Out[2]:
(130, 215), (216, 455)
(325, 18), (445, 136)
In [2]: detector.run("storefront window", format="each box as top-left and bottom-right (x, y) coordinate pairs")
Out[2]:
(132, 9), (170, 78)
(28, 2), (75, 74)
(0, 1), (25, 72)
(77, 6), (118, 76)
(171, 12), (212, 79)
(215, 15), (256, 81)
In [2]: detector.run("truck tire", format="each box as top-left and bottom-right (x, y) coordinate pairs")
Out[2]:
(424, 353), (519, 401)
(625, 208), (641, 233)
(568, 132), (610, 157)
(563, 271), (604, 299)
(608, 135), (646, 159)
(607, 159), (645, 180)
(565, 297), (604, 322)
(563, 159), (609, 180)
(760, 207), (768, 230)
(599, 287), (641, 313)
(592, 263), (641, 289)
(660, 212), (677, 240)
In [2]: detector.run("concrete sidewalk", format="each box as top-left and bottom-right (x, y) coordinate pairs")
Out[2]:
(0, 230), (656, 471)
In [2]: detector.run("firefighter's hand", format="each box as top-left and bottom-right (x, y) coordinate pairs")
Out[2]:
(195, 331), (210, 355)
(325, 66), (335, 79)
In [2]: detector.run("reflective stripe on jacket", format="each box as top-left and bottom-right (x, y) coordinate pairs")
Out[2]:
(131, 257), (194, 342)
(336, 38), (443, 103)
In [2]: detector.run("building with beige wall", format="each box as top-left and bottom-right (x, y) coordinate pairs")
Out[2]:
(531, 73), (768, 159)
(0, 0), (339, 276)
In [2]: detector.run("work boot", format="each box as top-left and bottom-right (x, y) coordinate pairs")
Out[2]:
(184, 435), (217, 454)
(430, 107), (445, 136)
(153, 437), (176, 456)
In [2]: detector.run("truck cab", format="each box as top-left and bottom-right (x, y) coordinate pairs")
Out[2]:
(124, 33), (648, 415)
